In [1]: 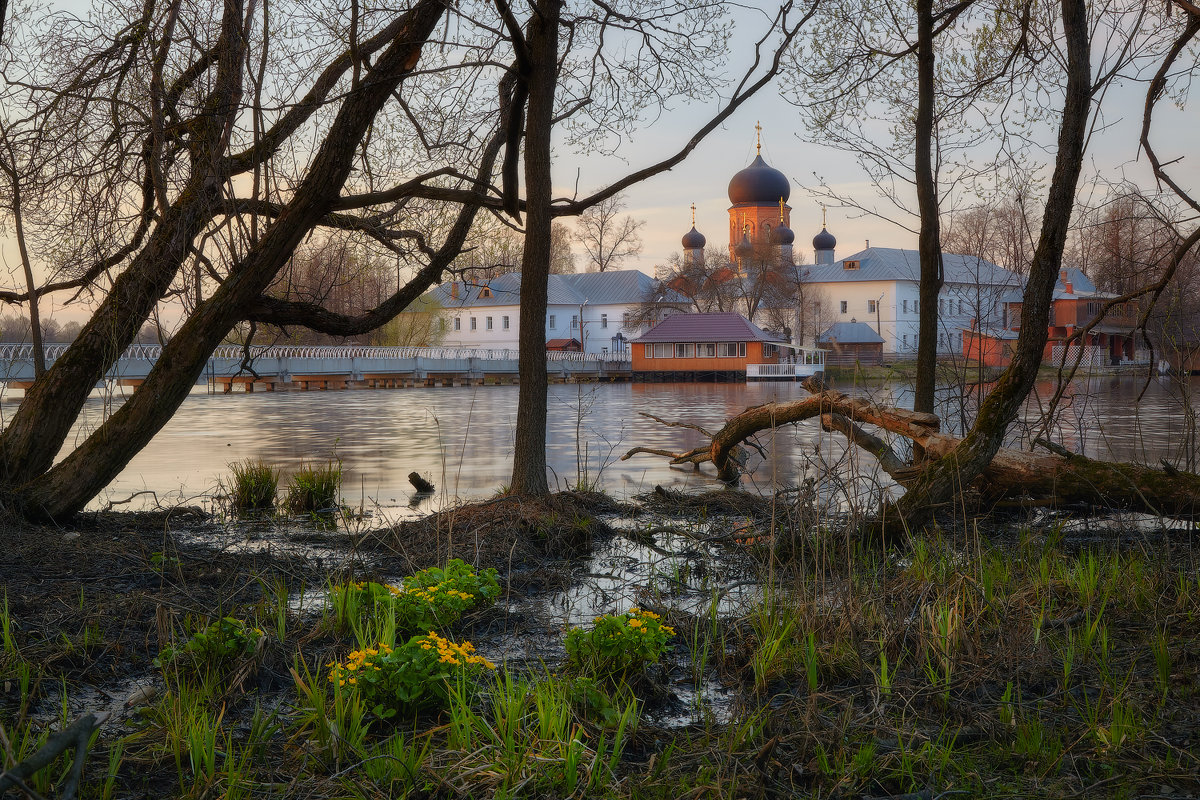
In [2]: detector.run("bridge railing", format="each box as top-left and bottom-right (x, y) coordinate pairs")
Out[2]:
(0, 342), (632, 367)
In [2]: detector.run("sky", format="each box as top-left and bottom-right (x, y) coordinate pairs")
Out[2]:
(3, 1), (1199, 324)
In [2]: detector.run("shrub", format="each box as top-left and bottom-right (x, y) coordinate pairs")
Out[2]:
(285, 460), (342, 512)
(331, 559), (501, 636)
(328, 633), (496, 716)
(564, 607), (675, 680)
(156, 616), (264, 673)
(226, 459), (279, 511)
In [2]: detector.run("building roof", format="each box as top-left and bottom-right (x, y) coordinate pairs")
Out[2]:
(817, 322), (885, 344)
(805, 247), (1021, 288)
(633, 312), (786, 343)
(429, 269), (685, 309)
(1000, 266), (1106, 304)
(812, 226), (836, 251)
(682, 226), (706, 249)
(967, 325), (1020, 340)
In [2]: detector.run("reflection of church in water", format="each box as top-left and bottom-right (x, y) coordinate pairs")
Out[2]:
(678, 128), (837, 272)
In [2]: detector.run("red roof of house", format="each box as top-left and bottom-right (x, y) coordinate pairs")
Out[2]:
(546, 338), (582, 350)
(633, 312), (785, 343)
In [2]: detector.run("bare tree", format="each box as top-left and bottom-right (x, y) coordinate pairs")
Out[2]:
(574, 194), (645, 273)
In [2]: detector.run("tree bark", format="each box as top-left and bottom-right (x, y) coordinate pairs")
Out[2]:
(509, 0), (561, 497)
(913, 0), (943, 420)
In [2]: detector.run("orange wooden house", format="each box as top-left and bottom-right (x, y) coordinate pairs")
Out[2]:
(631, 312), (786, 381)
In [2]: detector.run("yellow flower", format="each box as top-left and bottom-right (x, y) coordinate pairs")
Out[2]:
(627, 619), (643, 628)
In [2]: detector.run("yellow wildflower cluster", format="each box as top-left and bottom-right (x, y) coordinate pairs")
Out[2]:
(417, 631), (496, 670)
(405, 581), (475, 604)
(328, 643), (394, 688)
(627, 608), (676, 636)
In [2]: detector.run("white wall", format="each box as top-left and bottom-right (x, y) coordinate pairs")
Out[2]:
(439, 300), (655, 355)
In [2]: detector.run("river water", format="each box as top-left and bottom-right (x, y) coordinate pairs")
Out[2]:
(6, 374), (1199, 515)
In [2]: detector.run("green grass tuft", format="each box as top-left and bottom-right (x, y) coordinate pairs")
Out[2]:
(226, 459), (280, 511)
(285, 460), (342, 513)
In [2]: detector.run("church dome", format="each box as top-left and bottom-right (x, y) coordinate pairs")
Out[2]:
(734, 232), (754, 258)
(813, 226), (836, 251)
(682, 226), (706, 250)
(728, 155), (791, 205)
(772, 223), (795, 245)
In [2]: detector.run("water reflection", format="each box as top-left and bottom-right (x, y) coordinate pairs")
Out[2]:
(9, 374), (1199, 512)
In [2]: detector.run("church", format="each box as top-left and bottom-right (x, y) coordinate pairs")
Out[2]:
(678, 131), (1022, 357)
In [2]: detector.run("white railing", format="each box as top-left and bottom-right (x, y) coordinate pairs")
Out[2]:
(1050, 344), (1106, 368)
(0, 342), (631, 365)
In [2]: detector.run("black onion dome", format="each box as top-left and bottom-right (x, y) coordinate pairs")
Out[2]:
(728, 155), (791, 205)
(735, 233), (754, 257)
(813, 226), (837, 251)
(682, 226), (707, 249)
(772, 223), (795, 245)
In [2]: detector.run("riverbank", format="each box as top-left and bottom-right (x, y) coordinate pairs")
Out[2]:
(2, 494), (1198, 798)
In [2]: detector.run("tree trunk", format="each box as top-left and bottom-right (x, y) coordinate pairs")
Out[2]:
(509, 0), (561, 497)
(890, 0), (1092, 533)
(913, 0), (943, 420)
(13, 1), (447, 518)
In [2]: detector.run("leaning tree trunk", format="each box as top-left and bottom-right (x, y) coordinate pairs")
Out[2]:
(625, 387), (1200, 524)
(509, 0), (561, 497)
(13, 2), (447, 519)
(889, 0), (1092, 533)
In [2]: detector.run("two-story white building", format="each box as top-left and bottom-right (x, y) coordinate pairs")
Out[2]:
(804, 247), (1022, 355)
(425, 270), (686, 356)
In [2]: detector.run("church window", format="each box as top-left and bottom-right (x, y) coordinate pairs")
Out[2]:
(902, 299), (908, 314)
(480, 286), (493, 298)
(601, 314), (608, 329)
(470, 317), (477, 330)
(548, 314), (556, 328)
(502, 316), (510, 329)
(454, 318), (461, 331)
(843, 260), (860, 270)
(840, 301), (848, 314)
(486, 316), (493, 330)
(868, 300), (877, 314)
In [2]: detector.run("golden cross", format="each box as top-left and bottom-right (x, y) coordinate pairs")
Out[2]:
(691, 203), (696, 226)
(755, 121), (762, 154)
(822, 203), (827, 228)
(779, 197), (785, 223)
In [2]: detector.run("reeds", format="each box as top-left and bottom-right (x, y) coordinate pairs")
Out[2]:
(225, 459), (280, 511)
(285, 459), (342, 512)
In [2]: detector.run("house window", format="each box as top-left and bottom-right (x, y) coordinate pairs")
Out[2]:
(470, 317), (477, 330)
(903, 334), (908, 348)
(698, 342), (715, 357)
(957, 299), (964, 315)
(844, 259), (860, 270)
(571, 315), (578, 330)
(675, 343), (694, 358)
(740, 342), (747, 357)
(902, 299), (908, 314)
(718, 342), (738, 358)
(939, 299), (944, 314)
(548, 314), (556, 329)
(439, 319), (446, 331)
(764, 344), (777, 357)
(622, 312), (631, 329)
(645, 343), (654, 358)
(653, 343), (672, 358)
(868, 300), (877, 314)
(454, 318), (461, 331)
(480, 286), (493, 298)
(486, 316), (493, 330)
(502, 315), (510, 329)
(840, 301), (848, 314)
(601, 314), (608, 329)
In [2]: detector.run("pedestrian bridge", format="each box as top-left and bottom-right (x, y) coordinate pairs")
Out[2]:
(0, 343), (632, 392)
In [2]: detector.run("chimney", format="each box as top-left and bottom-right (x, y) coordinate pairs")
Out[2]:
(969, 317), (976, 331)
(450, 281), (459, 299)
(1060, 269), (1072, 294)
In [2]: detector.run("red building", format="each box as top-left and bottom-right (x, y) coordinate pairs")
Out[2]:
(631, 312), (786, 381)
(965, 269), (1142, 368)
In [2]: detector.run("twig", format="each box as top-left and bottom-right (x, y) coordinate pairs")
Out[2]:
(0, 712), (109, 800)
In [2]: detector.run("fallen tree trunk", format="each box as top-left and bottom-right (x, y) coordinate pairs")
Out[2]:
(622, 386), (1200, 522)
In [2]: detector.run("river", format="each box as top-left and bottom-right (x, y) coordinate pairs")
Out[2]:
(6, 374), (1199, 515)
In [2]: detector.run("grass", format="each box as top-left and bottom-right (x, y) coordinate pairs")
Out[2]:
(285, 459), (342, 513)
(4, 493), (1200, 799)
(226, 459), (280, 511)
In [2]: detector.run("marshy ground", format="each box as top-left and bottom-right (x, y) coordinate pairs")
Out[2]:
(2, 490), (1199, 799)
